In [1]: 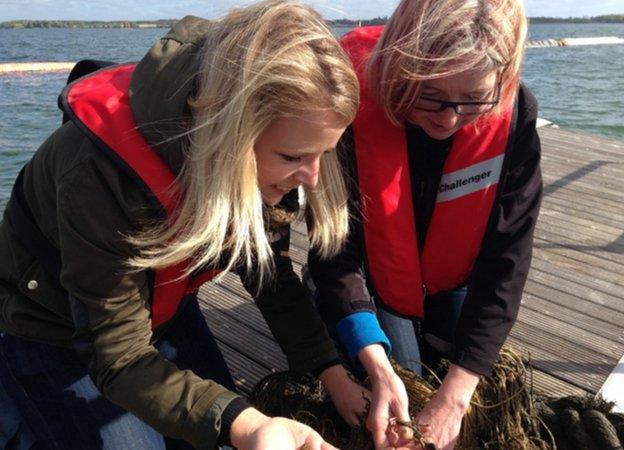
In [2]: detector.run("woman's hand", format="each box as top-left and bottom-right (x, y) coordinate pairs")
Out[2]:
(319, 364), (371, 426)
(415, 364), (480, 450)
(358, 344), (414, 449)
(230, 407), (338, 450)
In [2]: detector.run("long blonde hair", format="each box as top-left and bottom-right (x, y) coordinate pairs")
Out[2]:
(128, 0), (358, 285)
(368, 0), (527, 125)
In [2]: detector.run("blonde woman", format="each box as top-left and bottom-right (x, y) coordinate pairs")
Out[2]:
(308, 0), (542, 448)
(0, 2), (364, 449)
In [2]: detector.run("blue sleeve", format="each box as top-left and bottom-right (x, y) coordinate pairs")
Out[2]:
(336, 311), (392, 362)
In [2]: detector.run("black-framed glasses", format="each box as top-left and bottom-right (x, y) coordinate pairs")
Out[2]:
(413, 81), (501, 116)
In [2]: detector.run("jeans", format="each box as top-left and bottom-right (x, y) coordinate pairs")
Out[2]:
(377, 287), (467, 377)
(0, 298), (235, 450)
(302, 265), (467, 378)
(377, 306), (423, 375)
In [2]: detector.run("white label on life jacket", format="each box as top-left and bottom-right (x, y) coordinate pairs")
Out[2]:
(436, 154), (505, 203)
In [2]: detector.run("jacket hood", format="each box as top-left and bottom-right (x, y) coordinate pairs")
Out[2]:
(129, 16), (215, 175)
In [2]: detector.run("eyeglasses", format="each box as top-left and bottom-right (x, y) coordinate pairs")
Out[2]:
(413, 81), (501, 116)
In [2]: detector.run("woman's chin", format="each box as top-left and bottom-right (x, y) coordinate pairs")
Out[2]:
(261, 192), (283, 206)
(423, 123), (456, 140)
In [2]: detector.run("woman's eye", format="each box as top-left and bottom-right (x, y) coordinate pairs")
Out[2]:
(468, 92), (490, 101)
(280, 153), (301, 162)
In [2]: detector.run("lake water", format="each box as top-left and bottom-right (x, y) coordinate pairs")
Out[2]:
(1, 23), (623, 206)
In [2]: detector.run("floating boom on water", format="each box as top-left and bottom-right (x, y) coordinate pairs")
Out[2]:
(0, 61), (76, 74)
(526, 36), (624, 48)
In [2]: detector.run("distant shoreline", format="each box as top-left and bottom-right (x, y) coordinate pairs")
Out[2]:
(1, 15), (623, 29)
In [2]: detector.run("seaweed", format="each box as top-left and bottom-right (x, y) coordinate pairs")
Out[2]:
(252, 346), (552, 449)
(251, 345), (624, 449)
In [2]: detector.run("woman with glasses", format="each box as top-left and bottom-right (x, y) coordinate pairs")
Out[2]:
(306, 0), (542, 448)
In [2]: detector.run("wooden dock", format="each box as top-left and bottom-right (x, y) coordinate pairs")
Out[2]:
(198, 125), (624, 401)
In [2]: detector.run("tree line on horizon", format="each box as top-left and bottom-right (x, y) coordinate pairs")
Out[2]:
(1, 14), (623, 29)
(529, 14), (624, 23)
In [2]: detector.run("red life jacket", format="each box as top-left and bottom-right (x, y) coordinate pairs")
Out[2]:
(64, 63), (219, 328)
(341, 27), (513, 317)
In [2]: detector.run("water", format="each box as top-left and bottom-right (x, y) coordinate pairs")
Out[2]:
(523, 23), (624, 139)
(1, 23), (623, 206)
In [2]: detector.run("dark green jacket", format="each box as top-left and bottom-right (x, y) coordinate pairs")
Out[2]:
(0, 16), (337, 449)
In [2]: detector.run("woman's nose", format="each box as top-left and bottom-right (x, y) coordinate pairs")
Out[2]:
(436, 106), (460, 128)
(296, 158), (320, 189)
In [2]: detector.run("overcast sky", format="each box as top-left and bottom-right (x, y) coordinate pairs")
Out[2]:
(0, 0), (622, 21)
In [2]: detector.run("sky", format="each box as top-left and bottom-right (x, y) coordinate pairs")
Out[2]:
(0, 0), (622, 22)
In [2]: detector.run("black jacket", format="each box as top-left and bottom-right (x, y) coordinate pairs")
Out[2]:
(309, 85), (542, 376)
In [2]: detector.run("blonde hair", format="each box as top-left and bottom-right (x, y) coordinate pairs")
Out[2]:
(368, 0), (527, 125)
(128, 0), (358, 286)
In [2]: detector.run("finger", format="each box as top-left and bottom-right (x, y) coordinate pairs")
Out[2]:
(386, 420), (414, 446)
(367, 417), (390, 449)
(391, 397), (411, 422)
(320, 442), (339, 450)
(347, 413), (361, 428)
(366, 397), (393, 449)
(385, 423), (400, 445)
(306, 431), (339, 450)
(395, 422), (414, 443)
(391, 401), (413, 442)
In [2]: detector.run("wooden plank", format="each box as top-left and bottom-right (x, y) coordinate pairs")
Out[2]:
(527, 266), (624, 312)
(542, 174), (624, 205)
(288, 237), (309, 267)
(527, 367), (589, 398)
(533, 237), (623, 277)
(541, 159), (624, 189)
(531, 248), (624, 289)
(533, 230), (623, 267)
(542, 192), (624, 229)
(202, 306), (287, 370)
(541, 142), (623, 163)
(539, 196), (624, 229)
(539, 140), (624, 162)
(507, 329), (610, 392)
(541, 168), (624, 199)
(520, 292), (624, 343)
(515, 306), (622, 360)
(541, 155), (624, 181)
(522, 283), (624, 331)
(542, 176), (624, 210)
(199, 283), (273, 338)
(539, 128), (624, 158)
(532, 241), (622, 283)
(537, 208), (623, 243)
(529, 257), (624, 301)
(292, 220), (308, 235)
(536, 214), (624, 245)
(533, 229), (624, 264)
(541, 143), (623, 163)
(218, 342), (279, 395)
(536, 208), (624, 239)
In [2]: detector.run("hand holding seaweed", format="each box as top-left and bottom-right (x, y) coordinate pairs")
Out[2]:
(319, 364), (372, 427)
(410, 364), (478, 449)
(389, 417), (436, 449)
(359, 344), (414, 449)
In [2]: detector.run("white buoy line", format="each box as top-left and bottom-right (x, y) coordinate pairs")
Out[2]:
(526, 36), (624, 48)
